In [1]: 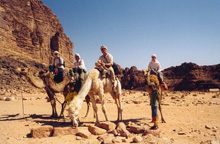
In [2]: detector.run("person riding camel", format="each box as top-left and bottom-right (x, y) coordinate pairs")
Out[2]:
(49, 51), (65, 83)
(69, 53), (87, 88)
(98, 45), (116, 91)
(148, 54), (168, 90)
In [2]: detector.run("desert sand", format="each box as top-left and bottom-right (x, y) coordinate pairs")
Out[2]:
(0, 90), (220, 144)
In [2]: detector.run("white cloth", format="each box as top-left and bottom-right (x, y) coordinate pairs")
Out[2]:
(74, 59), (86, 71)
(53, 57), (64, 70)
(148, 60), (161, 72)
(99, 53), (113, 65)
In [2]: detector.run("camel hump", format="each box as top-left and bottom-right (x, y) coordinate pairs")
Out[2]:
(88, 69), (100, 79)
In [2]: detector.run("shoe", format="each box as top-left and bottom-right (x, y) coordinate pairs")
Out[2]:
(150, 125), (158, 130)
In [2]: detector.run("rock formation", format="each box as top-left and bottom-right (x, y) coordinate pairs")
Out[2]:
(163, 62), (220, 91)
(117, 63), (220, 91)
(0, 0), (73, 67)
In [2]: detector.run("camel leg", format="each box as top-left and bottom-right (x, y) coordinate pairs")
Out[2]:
(159, 89), (166, 123)
(158, 103), (166, 123)
(59, 91), (68, 119)
(118, 93), (123, 121)
(111, 91), (122, 122)
(89, 93), (99, 125)
(45, 87), (58, 118)
(99, 92), (108, 122)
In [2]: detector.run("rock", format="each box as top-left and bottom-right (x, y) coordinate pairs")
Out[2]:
(76, 128), (91, 139)
(133, 136), (143, 143)
(116, 122), (130, 138)
(22, 97), (29, 100)
(129, 125), (148, 134)
(112, 136), (125, 143)
(205, 125), (212, 129)
(102, 136), (113, 144)
(0, 97), (6, 101)
(52, 127), (78, 137)
(88, 125), (106, 135)
(178, 132), (186, 135)
(143, 129), (160, 138)
(5, 97), (15, 101)
(31, 126), (53, 138)
(133, 100), (142, 104)
(76, 136), (82, 140)
(98, 122), (116, 132)
(211, 140), (219, 144)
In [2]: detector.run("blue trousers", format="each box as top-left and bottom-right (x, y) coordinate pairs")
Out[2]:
(151, 105), (158, 117)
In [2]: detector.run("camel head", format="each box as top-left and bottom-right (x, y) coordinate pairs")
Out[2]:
(14, 67), (30, 76)
(143, 69), (160, 93)
(68, 98), (81, 127)
(14, 67), (46, 89)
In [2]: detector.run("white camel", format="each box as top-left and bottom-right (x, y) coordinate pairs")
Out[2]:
(68, 68), (123, 127)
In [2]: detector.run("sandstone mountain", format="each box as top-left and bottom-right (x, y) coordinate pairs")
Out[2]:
(118, 62), (220, 91)
(163, 62), (220, 91)
(0, 0), (74, 67)
(0, 0), (219, 94)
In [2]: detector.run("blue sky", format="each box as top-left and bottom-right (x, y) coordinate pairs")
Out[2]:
(42, 0), (220, 71)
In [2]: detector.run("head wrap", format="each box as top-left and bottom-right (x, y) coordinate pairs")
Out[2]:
(100, 45), (108, 50)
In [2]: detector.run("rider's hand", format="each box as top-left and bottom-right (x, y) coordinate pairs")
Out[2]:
(54, 68), (58, 74)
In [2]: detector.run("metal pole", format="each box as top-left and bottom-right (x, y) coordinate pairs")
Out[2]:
(20, 75), (25, 118)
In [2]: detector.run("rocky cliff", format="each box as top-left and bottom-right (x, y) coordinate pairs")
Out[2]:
(0, 0), (73, 67)
(163, 62), (220, 91)
(118, 62), (220, 91)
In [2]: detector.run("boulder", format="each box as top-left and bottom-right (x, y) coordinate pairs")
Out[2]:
(133, 136), (143, 143)
(116, 122), (130, 138)
(52, 127), (78, 137)
(98, 122), (116, 132)
(76, 128), (91, 139)
(129, 125), (148, 134)
(31, 126), (53, 138)
(5, 97), (15, 101)
(143, 129), (160, 138)
(88, 125), (106, 135)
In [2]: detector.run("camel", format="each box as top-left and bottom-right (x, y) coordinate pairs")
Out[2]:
(67, 68), (123, 127)
(14, 68), (89, 118)
(143, 69), (166, 123)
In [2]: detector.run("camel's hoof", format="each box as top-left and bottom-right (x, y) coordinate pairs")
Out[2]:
(50, 114), (58, 119)
(162, 120), (166, 123)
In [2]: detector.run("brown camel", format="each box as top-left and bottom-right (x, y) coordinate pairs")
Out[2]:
(143, 69), (166, 123)
(15, 68), (89, 118)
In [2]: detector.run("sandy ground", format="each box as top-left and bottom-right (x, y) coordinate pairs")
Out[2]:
(0, 90), (220, 144)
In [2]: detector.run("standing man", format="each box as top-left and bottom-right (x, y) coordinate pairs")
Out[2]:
(49, 51), (65, 83)
(69, 53), (87, 87)
(98, 46), (116, 90)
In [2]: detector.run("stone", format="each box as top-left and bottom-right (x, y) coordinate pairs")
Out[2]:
(52, 127), (78, 137)
(129, 125), (148, 134)
(178, 132), (186, 135)
(76, 128), (91, 139)
(102, 137), (113, 144)
(31, 126), (53, 138)
(22, 97), (29, 100)
(205, 125), (212, 129)
(98, 122), (116, 132)
(5, 97), (15, 101)
(143, 129), (160, 138)
(88, 125), (106, 135)
(116, 122), (130, 138)
(133, 100), (142, 104)
(0, 97), (6, 101)
(133, 136), (143, 143)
